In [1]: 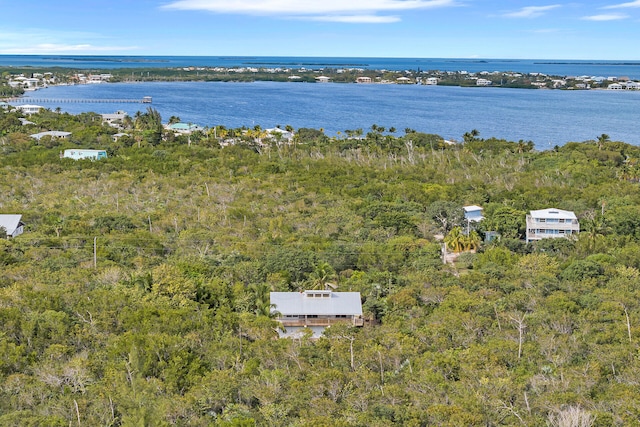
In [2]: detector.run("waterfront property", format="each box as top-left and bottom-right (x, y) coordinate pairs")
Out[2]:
(526, 208), (580, 243)
(165, 122), (204, 135)
(101, 110), (128, 127)
(30, 131), (72, 141)
(266, 127), (294, 142)
(0, 214), (25, 238)
(62, 149), (108, 160)
(270, 290), (364, 338)
(16, 104), (45, 115)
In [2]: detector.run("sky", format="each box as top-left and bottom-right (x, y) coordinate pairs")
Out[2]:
(1, 1), (640, 59)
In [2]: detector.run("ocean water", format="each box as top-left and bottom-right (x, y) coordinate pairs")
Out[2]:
(19, 81), (640, 148)
(2, 55), (640, 79)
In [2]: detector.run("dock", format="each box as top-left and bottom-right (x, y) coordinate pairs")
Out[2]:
(3, 96), (152, 104)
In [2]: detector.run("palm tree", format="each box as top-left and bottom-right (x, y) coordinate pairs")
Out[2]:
(463, 129), (480, 144)
(445, 227), (466, 253)
(463, 230), (481, 251)
(250, 283), (276, 317)
(596, 133), (610, 150)
(308, 262), (336, 290)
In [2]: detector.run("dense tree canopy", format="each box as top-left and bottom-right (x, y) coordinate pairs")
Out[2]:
(1, 106), (640, 425)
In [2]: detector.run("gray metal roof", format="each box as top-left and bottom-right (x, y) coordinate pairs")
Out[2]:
(270, 291), (363, 316)
(0, 214), (23, 235)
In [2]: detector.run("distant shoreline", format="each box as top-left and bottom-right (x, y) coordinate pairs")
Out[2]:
(2, 55), (640, 78)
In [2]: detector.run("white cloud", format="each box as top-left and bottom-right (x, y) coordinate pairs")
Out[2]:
(603, 0), (640, 8)
(0, 28), (138, 54)
(308, 15), (401, 23)
(162, 0), (458, 22)
(530, 28), (561, 33)
(503, 5), (561, 18)
(582, 13), (628, 20)
(0, 44), (138, 54)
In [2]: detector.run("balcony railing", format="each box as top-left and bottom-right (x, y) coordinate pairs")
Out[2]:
(278, 317), (364, 327)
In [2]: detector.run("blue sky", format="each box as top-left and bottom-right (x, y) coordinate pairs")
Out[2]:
(1, 0), (640, 59)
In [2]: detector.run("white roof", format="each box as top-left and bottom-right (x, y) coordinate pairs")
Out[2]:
(0, 214), (23, 235)
(30, 131), (71, 140)
(101, 112), (128, 120)
(17, 104), (44, 110)
(270, 291), (362, 316)
(63, 149), (106, 154)
(529, 208), (577, 220)
(463, 205), (483, 212)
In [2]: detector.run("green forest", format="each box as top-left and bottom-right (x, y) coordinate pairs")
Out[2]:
(2, 106), (640, 426)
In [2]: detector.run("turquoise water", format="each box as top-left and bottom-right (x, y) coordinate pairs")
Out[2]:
(2, 55), (640, 79)
(21, 81), (640, 148)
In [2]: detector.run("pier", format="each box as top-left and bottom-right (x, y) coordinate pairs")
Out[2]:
(3, 96), (152, 104)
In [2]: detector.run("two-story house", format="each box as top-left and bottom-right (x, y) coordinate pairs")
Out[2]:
(270, 290), (363, 338)
(526, 208), (580, 243)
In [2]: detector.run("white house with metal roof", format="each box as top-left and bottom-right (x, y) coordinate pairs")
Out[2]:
(16, 104), (45, 115)
(270, 290), (363, 338)
(101, 111), (128, 127)
(526, 208), (579, 243)
(0, 214), (25, 238)
(30, 131), (72, 141)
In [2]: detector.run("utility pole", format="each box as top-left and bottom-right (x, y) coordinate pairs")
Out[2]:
(93, 237), (97, 269)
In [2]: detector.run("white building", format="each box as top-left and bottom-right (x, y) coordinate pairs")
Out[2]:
(0, 214), (25, 238)
(165, 122), (203, 135)
(62, 149), (107, 160)
(265, 127), (294, 143)
(270, 290), (363, 338)
(463, 205), (484, 223)
(476, 78), (492, 86)
(30, 131), (72, 141)
(526, 208), (579, 243)
(101, 111), (128, 126)
(16, 104), (45, 115)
